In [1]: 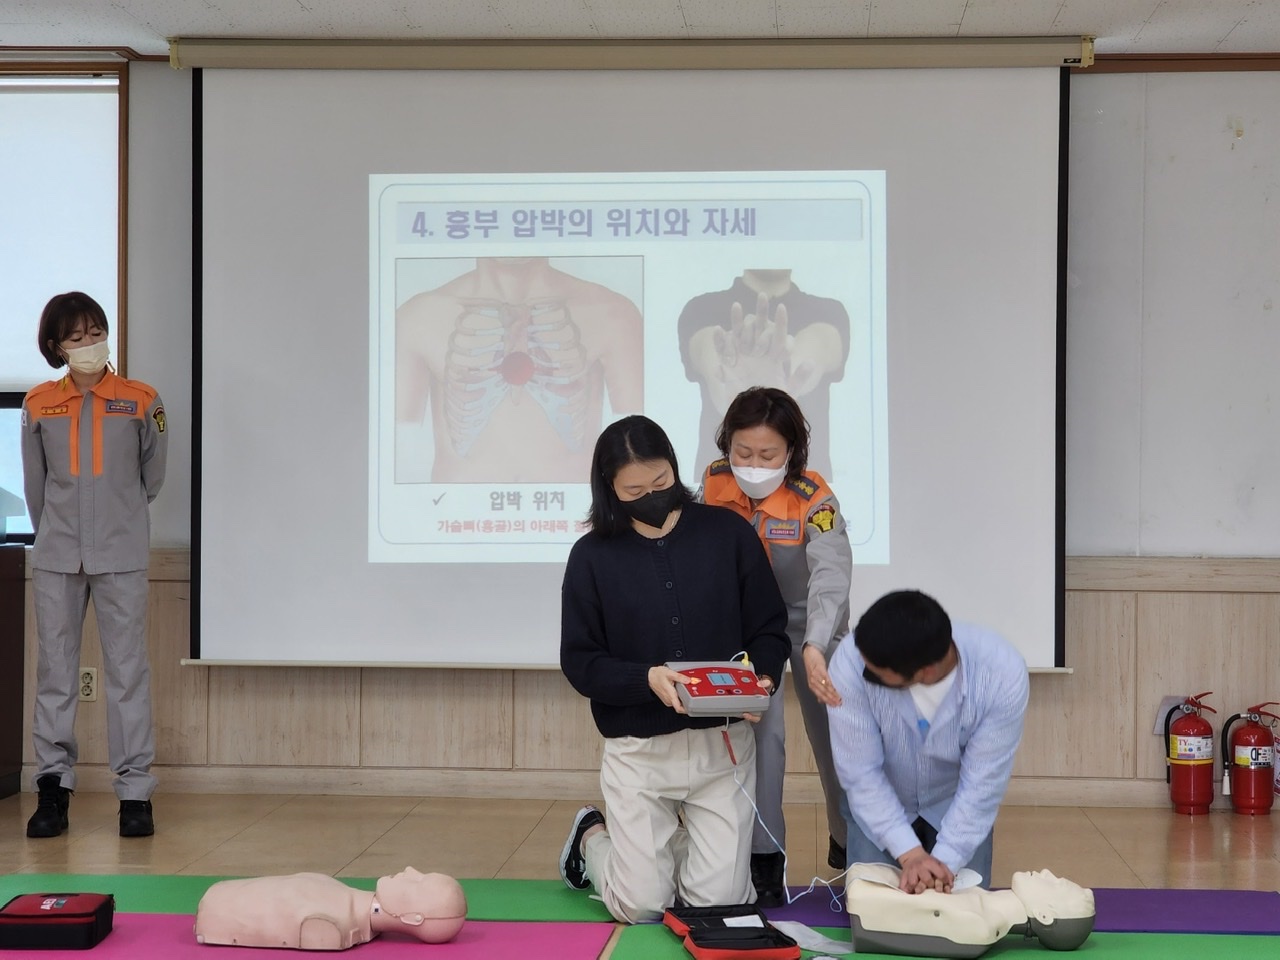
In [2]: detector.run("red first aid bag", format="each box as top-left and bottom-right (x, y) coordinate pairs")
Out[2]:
(0, 893), (115, 950)
(662, 904), (800, 960)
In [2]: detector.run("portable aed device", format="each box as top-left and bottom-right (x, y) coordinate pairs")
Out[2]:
(0, 892), (115, 949)
(665, 661), (772, 717)
(663, 904), (800, 960)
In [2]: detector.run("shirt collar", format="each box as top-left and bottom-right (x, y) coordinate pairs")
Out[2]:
(710, 470), (792, 519)
(57, 368), (122, 400)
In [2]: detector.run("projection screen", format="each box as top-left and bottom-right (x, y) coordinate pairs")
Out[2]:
(195, 66), (1064, 668)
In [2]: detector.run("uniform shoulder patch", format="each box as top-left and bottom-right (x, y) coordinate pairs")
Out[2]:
(152, 406), (167, 433)
(807, 503), (837, 533)
(708, 457), (732, 476)
(786, 476), (818, 500)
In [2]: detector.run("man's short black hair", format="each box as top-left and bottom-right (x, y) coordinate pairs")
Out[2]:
(854, 590), (953, 679)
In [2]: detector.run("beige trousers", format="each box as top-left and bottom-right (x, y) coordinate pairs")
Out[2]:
(584, 723), (757, 923)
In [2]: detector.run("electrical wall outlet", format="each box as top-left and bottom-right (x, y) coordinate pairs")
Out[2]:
(79, 667), (98, 702)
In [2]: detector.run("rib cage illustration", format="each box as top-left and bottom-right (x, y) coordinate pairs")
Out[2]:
(443, 297), (589, 456)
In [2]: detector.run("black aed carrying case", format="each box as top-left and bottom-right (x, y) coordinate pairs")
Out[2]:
(662, 904), (800, 960)
(0, 893), (115, 950)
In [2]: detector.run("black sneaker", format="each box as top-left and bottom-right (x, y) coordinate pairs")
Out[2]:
(559, 805), (605, 890)
(828, 835), (847, 870)
(750, 851), (786, 908)
(26, 775), (71, 838)
(119, 799), (155, 837)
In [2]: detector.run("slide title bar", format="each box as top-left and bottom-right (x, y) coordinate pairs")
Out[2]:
(170, 36), (1093, 71)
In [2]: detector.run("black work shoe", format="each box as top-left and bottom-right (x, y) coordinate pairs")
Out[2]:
(750, 851), (786, 908)
(560, 805), (605, 890)
(26, 775), (71, 838)
(119, 799), (155, 837)
(828, 835), (847, 870)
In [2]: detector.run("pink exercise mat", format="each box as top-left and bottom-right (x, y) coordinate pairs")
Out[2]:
(18, 912), (616, 959)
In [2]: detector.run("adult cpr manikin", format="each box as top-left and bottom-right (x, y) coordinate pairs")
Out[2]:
(846, 864), (1095, 958)
(194, 867), (466, 950)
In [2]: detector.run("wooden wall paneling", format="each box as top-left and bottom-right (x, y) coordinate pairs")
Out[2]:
(19, 550), (1280, 806)
(1015, 590), (1137, 778)
(1133, 592), (1280, 780)
(511, 669), (602, 771)
(207, 666), (361, 766)
(782, 678), (818, 774)
(1067, 557), (1280, 593)
(149, 581), (207, 764)
(360, 667), (512, 768)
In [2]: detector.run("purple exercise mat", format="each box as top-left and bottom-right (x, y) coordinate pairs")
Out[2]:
(1091, 887), (1280, 934)
(763, 886), (1280, 935)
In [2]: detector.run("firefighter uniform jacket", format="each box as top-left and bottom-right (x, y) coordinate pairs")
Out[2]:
(702, 459), (852, 653)
(22, 370), (167, 574)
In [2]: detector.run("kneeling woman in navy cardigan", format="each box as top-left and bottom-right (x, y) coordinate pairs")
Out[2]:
(558, 414), (790, 923)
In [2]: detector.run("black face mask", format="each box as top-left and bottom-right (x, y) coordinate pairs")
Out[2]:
(619, 485), (683, 529)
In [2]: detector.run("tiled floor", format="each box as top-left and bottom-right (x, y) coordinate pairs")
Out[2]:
(2, 791), (1277, 892)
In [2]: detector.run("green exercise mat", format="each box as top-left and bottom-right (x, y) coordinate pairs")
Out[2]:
(0, 874), (613, 923)
(458, 879), (614, 921)
(610, 925), (1280, 960)
(0, 873), (227, 914)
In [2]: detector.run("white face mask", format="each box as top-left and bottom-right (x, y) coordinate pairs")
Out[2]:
(731, 462), (788, 500)
(64, 340), (110, 376)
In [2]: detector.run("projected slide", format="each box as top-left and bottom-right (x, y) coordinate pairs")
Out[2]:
(370, 172), (888, 564)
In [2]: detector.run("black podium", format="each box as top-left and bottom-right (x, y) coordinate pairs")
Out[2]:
(0, 546), (24, 799)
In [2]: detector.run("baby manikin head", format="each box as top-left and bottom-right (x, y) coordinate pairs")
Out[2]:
(374, 868), (467, 943)
(1011, 870), (1095, 951)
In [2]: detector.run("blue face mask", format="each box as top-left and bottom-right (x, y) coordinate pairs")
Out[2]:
(619, 485), (682, 528)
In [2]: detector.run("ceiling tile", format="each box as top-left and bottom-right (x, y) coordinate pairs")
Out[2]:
(777, 1), (870, 37)
(1048, 0), (1157, 53)
(868, 0), (967, 37)
(1130, 0), (1275, 54)
(1214, 0), (1280, 52)
(956, 0), (1064, 36)
(0, 0), (1275, 58)
(297, 1), (510, 39)
(585, 0), (687, 38)
(488, 0), (597, 35)
(681, 0), (777, 31)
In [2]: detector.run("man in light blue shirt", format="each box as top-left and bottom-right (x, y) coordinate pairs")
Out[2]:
(827, 590), (1029, 895)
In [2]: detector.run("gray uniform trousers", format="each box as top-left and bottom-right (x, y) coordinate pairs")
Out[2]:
(752, 634), (845, 854)
(32, 568), (157, 800)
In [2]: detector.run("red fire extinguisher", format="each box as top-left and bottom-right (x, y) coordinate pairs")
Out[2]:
(1221, 702), (1279, 816)
(1165, 692), (1216, 815)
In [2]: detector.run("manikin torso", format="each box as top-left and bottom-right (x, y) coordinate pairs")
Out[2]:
(195, 873), (373, 950)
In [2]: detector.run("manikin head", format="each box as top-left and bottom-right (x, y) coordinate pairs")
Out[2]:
(1011, 870), (1095, 951)
(372, 868), (467, 943)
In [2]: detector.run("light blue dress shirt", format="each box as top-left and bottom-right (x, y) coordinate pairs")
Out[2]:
(827, 621), (1029, 872)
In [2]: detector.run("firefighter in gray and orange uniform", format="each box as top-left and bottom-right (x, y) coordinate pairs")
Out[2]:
(20, 292), (167, 840)
(701, 387), (852, 906)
